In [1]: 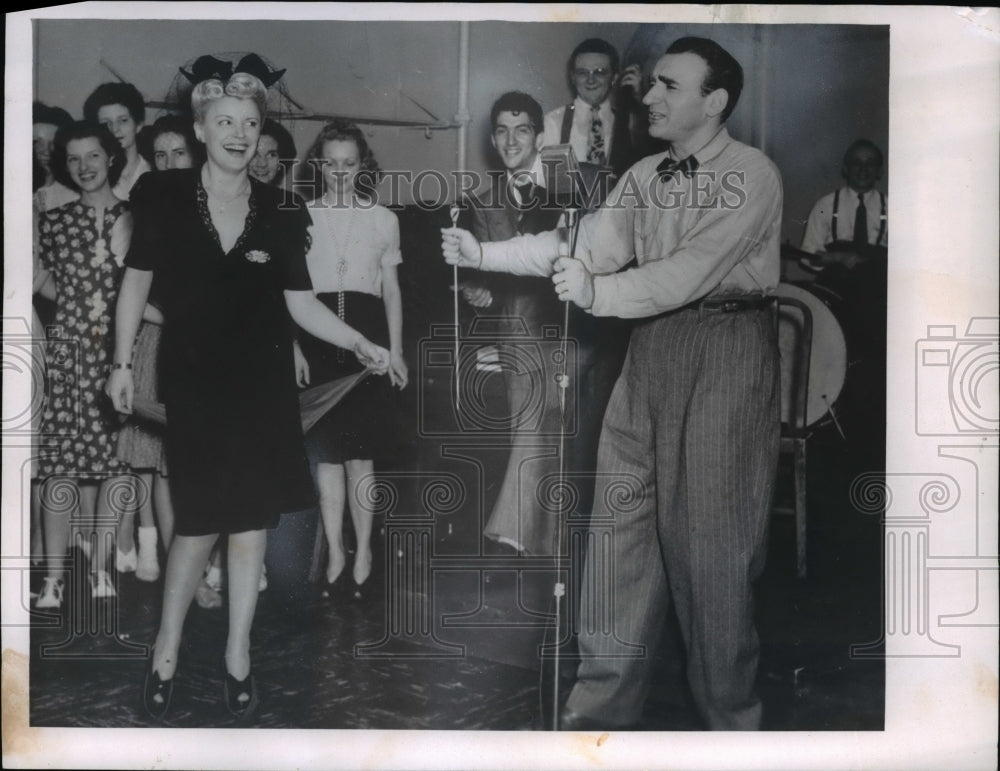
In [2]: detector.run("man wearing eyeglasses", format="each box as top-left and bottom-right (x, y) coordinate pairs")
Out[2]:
(800, 139), (888, 270)
(542, 38), (646, 178)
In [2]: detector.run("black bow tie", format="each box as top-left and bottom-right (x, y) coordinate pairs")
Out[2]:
(657, 154), (699, 182)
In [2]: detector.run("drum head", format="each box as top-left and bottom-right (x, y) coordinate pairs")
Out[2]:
(775, 282), (847, 426)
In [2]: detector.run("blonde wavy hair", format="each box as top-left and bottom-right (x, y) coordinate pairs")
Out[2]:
(191, 72), (267, 123)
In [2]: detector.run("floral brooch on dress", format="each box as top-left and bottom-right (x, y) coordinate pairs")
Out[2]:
(245, 249), (271, 264)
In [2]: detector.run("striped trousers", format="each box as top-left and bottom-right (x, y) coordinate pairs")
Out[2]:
(565, 304), (780, 730)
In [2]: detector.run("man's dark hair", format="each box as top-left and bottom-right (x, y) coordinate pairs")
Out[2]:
(568, 38), (620, 77)
(665, 37), (744, 123)
(50, 121), (127, 191)
(842, 139), (884, 169)
(33, 102), (73, 128)
(83, 82), (146, 125)
(489, 91), (544, 134)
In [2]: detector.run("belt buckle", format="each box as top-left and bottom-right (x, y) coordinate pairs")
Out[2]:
(721, 300), (741, 313)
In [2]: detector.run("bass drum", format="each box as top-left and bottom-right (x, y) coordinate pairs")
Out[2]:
(774, 282), (848, 427)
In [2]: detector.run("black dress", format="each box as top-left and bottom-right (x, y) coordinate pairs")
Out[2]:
(298, 291), (392, 464)
(125, 170), (315, 535)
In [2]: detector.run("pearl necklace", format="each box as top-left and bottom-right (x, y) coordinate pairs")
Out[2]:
(203, 170), (250, 213)
(321, 193), (359, 361)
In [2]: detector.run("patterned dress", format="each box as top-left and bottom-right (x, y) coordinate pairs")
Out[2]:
(37, 199), (130, 479)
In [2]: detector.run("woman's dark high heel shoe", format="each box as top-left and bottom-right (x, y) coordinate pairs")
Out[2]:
(142, 660), (174, 721)
(349, 577), (367, 602)
(223, 659), (259, 720)
(319, 570), (345, 601)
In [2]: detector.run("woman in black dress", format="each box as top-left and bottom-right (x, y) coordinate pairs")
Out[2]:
(106, 60), (389, 721)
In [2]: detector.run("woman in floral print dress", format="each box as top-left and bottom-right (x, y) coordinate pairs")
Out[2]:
(34, 122), (133, 609)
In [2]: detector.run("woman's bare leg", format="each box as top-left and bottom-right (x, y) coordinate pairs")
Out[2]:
(151, 533), (218, 679)
(224, 529), (266, 680)
(315, 462), (347, 584)
(152, 472), (176, 550)
(40, 477), (77, 579)
(344, 459), (375, 585)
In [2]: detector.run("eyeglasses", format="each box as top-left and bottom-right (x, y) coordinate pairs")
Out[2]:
(573, 67), (611, 80)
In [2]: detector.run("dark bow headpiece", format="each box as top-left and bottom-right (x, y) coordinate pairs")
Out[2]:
(233, 54), (286, 87)
(180, 53), (286, 87)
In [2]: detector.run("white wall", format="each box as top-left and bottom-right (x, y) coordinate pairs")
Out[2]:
(35, 19), (888, 239)
(608, 23), (889, 245)
(35, 19), (633, 204)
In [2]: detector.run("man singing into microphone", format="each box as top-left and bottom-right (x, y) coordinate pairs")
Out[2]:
(442, 37), (782, 730)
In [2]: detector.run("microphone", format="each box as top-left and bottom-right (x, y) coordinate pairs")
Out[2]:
(540, 144), (581, 208)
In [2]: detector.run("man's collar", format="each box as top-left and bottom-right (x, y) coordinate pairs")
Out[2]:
(845, 186), (881, 198)
(505, 153), (545, 188)
(668, 126), (730, 165)
(573, 95), (611, 113)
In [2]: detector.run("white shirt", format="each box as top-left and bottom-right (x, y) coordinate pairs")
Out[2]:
(800, 186), (887, 254)
(480, 128), (782, 318)
(505, 153), (546, 205)
(543, 97), (615, 163)
(112, 156), (151, 202)
(305, 200), (401, 297)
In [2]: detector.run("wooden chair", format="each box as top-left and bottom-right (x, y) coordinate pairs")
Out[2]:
(775, 296), (813, 579)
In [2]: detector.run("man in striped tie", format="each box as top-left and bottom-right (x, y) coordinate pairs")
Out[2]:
(542, 38), (647, 178)
(444, 36), (782, 730)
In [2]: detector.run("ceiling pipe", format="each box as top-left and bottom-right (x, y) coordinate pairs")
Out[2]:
(455, 21), (471, 176)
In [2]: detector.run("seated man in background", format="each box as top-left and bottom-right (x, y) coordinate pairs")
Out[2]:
(800, 138), (887, 269)
(800, 138), (888, 456)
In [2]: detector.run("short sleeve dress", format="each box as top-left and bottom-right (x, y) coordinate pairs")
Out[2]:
(36, 199), (130, 480)
(125, 169), (315, 535)
(296, 201), (402, 463)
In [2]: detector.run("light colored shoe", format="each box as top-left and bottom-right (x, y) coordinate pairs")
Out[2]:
(89, 569), (117, 598)
(258, 565), (268, 593)
(35, 577), (64, 609)
(116, 546), (138, 574)
(76, 536), (93, 561)
(195, 579), (223, 610)
(135, 526), (160, 582)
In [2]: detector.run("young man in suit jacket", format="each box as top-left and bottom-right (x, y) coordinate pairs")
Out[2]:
(459, 92), (568, 556)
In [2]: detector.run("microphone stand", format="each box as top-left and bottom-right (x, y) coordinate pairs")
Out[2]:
(450, 203), (462, 417)
(550, 205), (580, 731)
(534, 144), (585, 731)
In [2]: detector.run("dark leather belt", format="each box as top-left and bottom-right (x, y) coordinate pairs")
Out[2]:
(694, 294), (775, 313)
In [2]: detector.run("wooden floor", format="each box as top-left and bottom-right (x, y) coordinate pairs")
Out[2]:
(27, 425), (884, 731)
